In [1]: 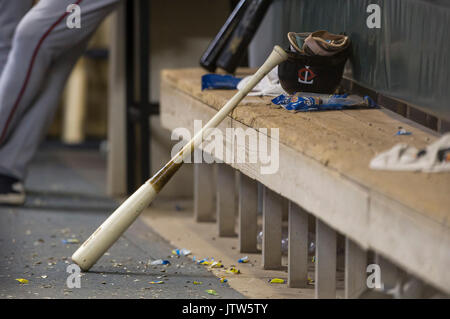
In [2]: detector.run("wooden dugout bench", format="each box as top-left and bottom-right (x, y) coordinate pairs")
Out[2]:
(160, 68), (450, 297)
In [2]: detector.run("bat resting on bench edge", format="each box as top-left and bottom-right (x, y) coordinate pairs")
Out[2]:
(71, 45), (288, 271)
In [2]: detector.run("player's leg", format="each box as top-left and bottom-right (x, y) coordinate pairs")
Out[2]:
(0, 0), (33, 77)
(0, 38), (90, 204)
(0, 0), (120, 145)
(0, 0), (120, 204)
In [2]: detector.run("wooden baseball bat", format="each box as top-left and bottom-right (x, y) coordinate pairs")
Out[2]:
(71, 45), (288, 271)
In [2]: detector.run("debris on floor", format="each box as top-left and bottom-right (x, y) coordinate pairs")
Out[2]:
(61, 238), (79, 244)
(172, 248), (191, 256)
(150, 259), (171, 265)
(197, 258), (213, 266)
(0, 146), (245, 299)
(33, 238), (45, 246)
(269, 278), (285, 284)
(238, 256), (249, 263)
(205, 289), (218, 296)
(226, 267), (240, 275)
(210, 261), (223, 268)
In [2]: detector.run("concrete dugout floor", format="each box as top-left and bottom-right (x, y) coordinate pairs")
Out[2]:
(0, 142), (243, 299)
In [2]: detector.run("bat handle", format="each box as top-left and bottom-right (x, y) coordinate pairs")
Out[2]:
(183, 45), (288, 159)
(241, 45), (288, 95)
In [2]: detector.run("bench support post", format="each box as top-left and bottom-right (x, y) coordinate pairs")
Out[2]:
(374, 254), (400, 291)
(238, 173), (258, 253)
(345, 237), (367, 298)
(315, 219), (336, 298)
(216, 164), (236, 237)
(288, 201), (309, 288)
(262, 186), (283, 269)
(194, 162), (216, 222)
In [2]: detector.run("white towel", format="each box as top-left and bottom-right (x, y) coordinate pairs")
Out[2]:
(369, 133), (450, 172)
(237, 68), (286, 97)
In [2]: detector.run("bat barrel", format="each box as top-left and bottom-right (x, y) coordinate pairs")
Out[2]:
(72, 183), (156, 271)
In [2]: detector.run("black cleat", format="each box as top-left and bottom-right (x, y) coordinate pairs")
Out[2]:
(0, 174), (25, 205)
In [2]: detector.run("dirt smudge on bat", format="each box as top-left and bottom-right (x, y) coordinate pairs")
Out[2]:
(148, 147), (192, 193)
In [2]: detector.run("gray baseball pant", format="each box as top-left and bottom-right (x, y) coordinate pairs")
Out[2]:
(0, 0), (120, 180)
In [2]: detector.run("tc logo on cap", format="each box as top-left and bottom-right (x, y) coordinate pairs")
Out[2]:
(298, 65), (316, 84)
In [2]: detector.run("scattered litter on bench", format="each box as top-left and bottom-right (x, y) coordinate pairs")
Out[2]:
(370, 133), (450, 172)
(61, 238), (79, 244)
(172, 248), (191, 256)
(269, 278), (285, 284)
(396, 128), (412, 135)
(201, 74), (242, 90)
(238, 256), (249, 263)
(15, 278), (29, 284)
(271, 93), (376, 112)
(150, 259), (171, 266)
(205, 289), (218, 296)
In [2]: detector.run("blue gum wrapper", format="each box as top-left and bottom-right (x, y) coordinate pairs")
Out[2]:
(201, 74), (242, 90)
